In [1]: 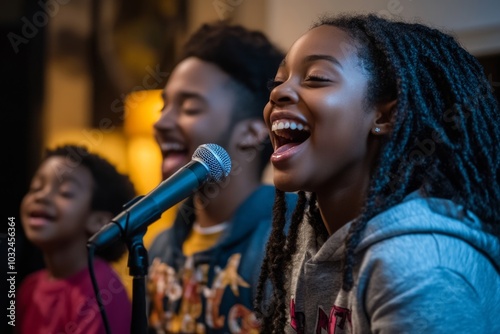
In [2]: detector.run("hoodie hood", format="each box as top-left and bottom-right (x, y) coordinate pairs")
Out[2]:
(356, 190), (500, 270)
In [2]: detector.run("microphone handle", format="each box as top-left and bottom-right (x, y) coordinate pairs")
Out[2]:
(88, 160), (208, 248)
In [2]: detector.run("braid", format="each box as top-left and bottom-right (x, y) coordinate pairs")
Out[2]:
(272, 191), (308, 332)
(255, 189), (287, 332)
(255, 190), (308, 332)
(254, 189), (286, 332)
(305, 192), (329, 239)
(313, 14), (500, 291)
(284, 191), (308, 263)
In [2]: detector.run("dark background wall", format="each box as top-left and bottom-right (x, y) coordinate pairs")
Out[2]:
(1, 2), (46, 333)
(1, 2), (45, 231)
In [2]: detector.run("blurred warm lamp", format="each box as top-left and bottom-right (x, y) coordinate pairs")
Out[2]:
(123, 89), (175, 248)
(124, 88), (163, 137)
(123, 89), (163, 195)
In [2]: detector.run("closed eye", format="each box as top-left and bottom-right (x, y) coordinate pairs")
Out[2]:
(59, 191), (76, 198)
(267, 78), (283, 91)
(305, 75), (331, 82)
(181, 108), (202, 116)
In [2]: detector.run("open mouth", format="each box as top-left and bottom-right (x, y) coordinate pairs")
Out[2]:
(160, 142), (188, 157)
(27, 209), (56, 227)
(159, 142), (190, 176)
(30, 209), (55, 220)
(271, 119), (311, 148)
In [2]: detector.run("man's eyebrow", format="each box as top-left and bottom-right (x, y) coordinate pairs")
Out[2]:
(178, 91), (205, 101)
(161, 91), (206, 103)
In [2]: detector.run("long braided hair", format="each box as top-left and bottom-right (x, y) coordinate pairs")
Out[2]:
(255, 13), (500, 332)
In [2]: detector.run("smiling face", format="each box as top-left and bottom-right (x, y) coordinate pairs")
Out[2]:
(153, 57), (238, 180)
(264, 25), (379, 195)
(20, 156), (95, 250)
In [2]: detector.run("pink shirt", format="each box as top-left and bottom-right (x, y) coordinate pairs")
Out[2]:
(16, 258), (131, 334)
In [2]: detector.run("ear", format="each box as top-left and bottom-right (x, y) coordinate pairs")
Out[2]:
(86, 211), (114, 235)
(236, 119), (269, 150)
(371, 100), (397, 135)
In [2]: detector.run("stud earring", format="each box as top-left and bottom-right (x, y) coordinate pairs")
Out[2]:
(374, 127), (381, 133)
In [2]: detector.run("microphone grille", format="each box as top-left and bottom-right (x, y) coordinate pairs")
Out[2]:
(192, 144), (232, 182)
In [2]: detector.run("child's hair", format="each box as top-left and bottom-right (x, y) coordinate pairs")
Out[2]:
(177, 21), (284, 173)
(255, 13), (500, 332)
(44, 144), (136, 262)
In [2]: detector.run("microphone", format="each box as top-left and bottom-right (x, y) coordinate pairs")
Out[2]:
(87, 143), (231, 249)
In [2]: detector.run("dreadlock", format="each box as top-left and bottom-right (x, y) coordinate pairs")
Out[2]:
(256, 13), (500, 331)
(255, 190), (328, 333)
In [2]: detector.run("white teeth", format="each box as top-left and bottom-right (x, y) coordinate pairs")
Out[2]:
(271, 120), (310, 132)
(161, 143), (185, 151)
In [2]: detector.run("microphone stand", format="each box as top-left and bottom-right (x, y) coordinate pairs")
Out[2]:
(126, 229), (149, 334)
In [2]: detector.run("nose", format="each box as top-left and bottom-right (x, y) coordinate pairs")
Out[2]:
(31, 185), (53, 203)
(153, 105), (176, 131)
(269, 79), (299, 107)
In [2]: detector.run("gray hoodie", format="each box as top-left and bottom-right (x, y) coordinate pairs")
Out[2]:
(286, 190), (500, 334)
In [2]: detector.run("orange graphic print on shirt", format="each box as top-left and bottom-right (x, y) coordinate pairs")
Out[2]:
(148, 253), (260, 333)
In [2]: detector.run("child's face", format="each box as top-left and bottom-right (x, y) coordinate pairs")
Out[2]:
(20, 156), (94, 249)
(153, 57), (237, 180)
(264, 25), (378, 194)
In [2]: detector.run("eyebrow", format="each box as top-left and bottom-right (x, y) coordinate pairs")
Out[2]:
(161, 91), (206, 105)
(280, 54), (343, 69)
(60, 174), (86, 189)
(304, 54), (343, 68)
